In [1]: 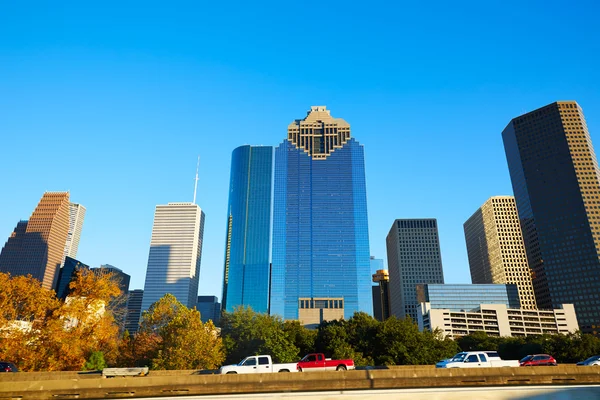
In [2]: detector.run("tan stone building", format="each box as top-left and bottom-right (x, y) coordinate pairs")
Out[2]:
(0, 192), (70, 289)
(464, 196), (537, 309)
(418, 302), (578, 339)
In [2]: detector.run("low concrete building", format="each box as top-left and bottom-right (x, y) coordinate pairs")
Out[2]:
(298, 297), (344, 329)
(418, 302), (578, 338)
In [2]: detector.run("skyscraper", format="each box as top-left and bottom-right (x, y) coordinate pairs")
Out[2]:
(125, 289), (144, 334)
(271, 106), (371, 324)
(386, 219), (445, 321)
(197, 295), (222, 325)
(463, 196), (537, 309)
(141, 203), (205, 311)
(62, 203), (86, 264)
(56, 256), (90, 299)
(502, 101), (600, 334)
(0, 192), (70, 289)
(222, 145), (273, 313)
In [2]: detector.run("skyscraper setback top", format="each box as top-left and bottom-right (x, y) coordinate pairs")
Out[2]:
(271, 106), (372, 324)
(287, 106), (351, 159)
(502, 101), (600, 334)
(0, 192), (70, 289)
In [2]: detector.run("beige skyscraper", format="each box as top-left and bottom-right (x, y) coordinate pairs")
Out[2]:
(62, 203), (86, 263)
(0, 192), (71, 289)
(463, 196), (537, 309)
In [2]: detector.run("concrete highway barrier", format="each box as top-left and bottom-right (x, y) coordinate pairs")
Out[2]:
(1, 365), (599, 399)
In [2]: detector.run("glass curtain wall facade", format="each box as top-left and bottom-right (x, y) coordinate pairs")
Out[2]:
(222, 145), (273, 313)
(416, 283), (521, 311)
(271, 106), (371, 322)
(502, 101), (600, 334)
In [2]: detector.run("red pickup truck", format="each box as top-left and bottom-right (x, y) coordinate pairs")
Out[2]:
(297, 353), (355, 372)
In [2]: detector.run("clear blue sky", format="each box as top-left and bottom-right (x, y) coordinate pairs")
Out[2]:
(1, 1), (599, 297)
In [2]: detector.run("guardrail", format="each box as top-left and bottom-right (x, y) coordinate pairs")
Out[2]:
(1, 365), (599, 399)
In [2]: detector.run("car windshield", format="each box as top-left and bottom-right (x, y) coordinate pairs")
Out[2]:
(237, 358), (249, 366)
(584, 356), (600, 364)
(520, 355), (533, 363)
(451, 353), (467, 362)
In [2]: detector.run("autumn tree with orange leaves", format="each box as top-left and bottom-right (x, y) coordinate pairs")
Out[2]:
(0, 269), (122, 371)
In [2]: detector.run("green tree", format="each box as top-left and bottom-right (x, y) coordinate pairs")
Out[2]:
(84, 351), (107, 371)
(283, 320), (317, 357)
(138, 294), (225, 370)
(220, 307), (298, 364)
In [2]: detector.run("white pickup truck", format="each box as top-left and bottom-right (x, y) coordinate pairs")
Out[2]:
(436, 351), (520, 368)
(218, 355), (299, 374)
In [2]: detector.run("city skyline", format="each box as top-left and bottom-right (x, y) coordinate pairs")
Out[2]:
(1, 2), (599, 299)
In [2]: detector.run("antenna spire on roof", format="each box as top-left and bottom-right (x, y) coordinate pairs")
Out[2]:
(193, 156), (200, 204)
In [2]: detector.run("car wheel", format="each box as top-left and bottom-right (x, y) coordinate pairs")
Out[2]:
(279, 369), (289, 373)
(336, 365), (347, 371)
(226, 371), (237, 374)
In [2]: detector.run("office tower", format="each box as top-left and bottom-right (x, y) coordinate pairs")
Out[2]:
(415, 283), (521, 311)
(62, 203), (86, 264)
(141, 203), (205, 311)
(502, 101), (600, 334)
(56, 256), (90, 299)
(386, 219), (445, 321)
(222, 145), (273, 314)
(125, 289), (144, 334)
(97, 264), (130, 296)
(197, 295), (222, 325)
(271, 106), (371, 325)
(0, 192), (70, 289)
(463, 196), (537, 309)
(372, 269), (390, 321)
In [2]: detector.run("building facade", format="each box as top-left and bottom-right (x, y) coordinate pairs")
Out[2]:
(271, 106), (371, 323)
(463, 196), (537, 309)
(56, 256), (90, 299)
(125, 289), (144, 334)
(415, 283), (521, 311)
(141, 203), (205, 311)
(419, 302), (579, 339)
(386, 219), (445, 321)
(0, 192), (70, 289)
(62, 203), (86, 265)
(197, 295), (222, 325)
(502, 101), (600, 334)
(372, 269), (390, 321)
(96, 264), (130, 296)
(222, 145), (273, 314)
(370, 256), (384, 276)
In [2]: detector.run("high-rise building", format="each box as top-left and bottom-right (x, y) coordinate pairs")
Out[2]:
(502, 101), (600, 334)
(97, 264), (130, 296)
(386, 219), (445, 321)
(125, 289), (144, 334)
(62, 203), (86, 264)
(0, 192), (70, 289)
(56, 256), (90, 299)
(222, 145), (273, 314)
(271, 106), (371, 324)
(197, 295), (222, 325)
(463, 196), (537, 309)
(372, 269), (390, 321)
(141, 203), (205, 311)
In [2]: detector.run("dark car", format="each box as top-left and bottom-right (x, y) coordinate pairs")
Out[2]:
(0, 362), (18, 372)
(519, 354), (557, 366)
(576, 356), (600, 366)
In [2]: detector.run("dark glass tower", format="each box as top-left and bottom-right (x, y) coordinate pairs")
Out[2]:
(222, 145), (273, 313)
(271, 106), (371, 324)
(502, 101), (600, 334)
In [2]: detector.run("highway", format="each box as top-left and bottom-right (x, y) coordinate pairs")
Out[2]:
(125, 385), (600, 400)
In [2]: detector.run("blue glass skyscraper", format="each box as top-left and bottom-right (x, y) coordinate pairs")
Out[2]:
(271, 106), (371, 324)
(222, 145), (273, 313)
